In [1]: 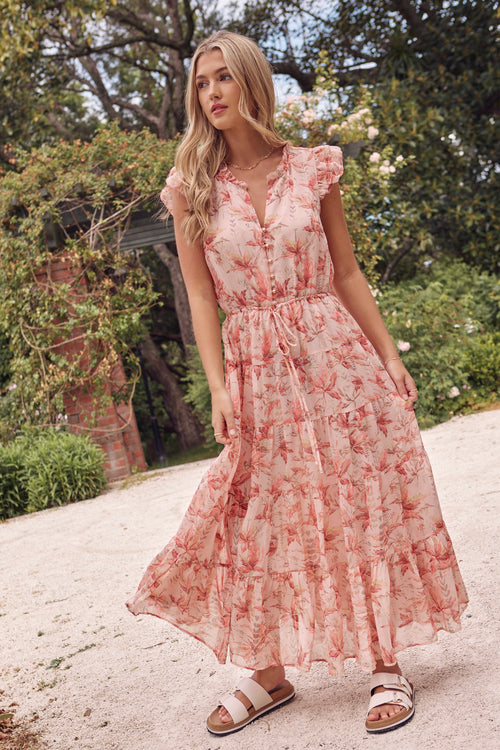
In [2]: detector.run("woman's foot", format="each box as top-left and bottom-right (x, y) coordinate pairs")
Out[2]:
(365, 660), (415, 733)
(218, 665), (286, 723)
(367, 660), (404, 722)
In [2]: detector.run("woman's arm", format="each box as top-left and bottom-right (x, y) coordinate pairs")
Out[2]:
(320, 183), (417, 403)
(169, 188), (236, 443)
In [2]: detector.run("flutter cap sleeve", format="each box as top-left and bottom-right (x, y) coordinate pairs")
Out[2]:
(159, 166), (185, 212)
(312, 144), (343, 199)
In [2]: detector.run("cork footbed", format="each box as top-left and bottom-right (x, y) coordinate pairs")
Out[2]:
(206, 679), (295, 735)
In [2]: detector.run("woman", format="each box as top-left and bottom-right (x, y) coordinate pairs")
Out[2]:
(127, 30), (468, 736)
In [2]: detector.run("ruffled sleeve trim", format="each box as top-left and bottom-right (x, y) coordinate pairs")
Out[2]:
(312, 145), (343, 199)
(159, 166), (185, 212)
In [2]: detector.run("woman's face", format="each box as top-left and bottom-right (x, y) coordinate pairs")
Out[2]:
(195, 49), (244, 131)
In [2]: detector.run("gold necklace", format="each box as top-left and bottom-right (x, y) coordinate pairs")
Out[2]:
(228, 147), (275, 171)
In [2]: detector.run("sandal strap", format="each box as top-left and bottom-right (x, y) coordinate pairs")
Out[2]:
(369, 672), (412, 697)
(219, 677), (274, 725)
(237, 677), (273, 711)
(219, 693), (249, 724)
(368, 688), (413, 713)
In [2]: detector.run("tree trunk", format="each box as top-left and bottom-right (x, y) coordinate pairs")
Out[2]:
(140, 334), (203, 450)
(153, 242), (195, 348)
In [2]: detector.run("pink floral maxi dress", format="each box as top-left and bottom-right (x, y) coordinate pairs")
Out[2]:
(126, 144), (468, 674)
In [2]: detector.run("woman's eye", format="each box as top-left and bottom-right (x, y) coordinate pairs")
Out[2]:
(220, 74), (231, 81)
(197, 81), (207, 89)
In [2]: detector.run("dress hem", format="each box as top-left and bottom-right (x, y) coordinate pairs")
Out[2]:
(126, 597), (467, 676)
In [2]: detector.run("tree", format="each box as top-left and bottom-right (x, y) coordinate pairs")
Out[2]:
(227, 1), (499, 276)
(0, 0), (223, 158)
(3, 2), (496, 276)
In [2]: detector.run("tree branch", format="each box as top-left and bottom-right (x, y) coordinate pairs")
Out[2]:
(78, 57), (119, 121)
(390, 0), (430, 37)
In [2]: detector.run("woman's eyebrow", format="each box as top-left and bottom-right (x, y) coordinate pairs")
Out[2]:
(195, 66), (229, 81)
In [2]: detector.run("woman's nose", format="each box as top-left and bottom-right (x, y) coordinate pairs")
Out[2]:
(208, 80), (221, 98)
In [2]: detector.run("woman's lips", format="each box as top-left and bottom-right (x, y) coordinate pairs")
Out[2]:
(211, 104), (227, 115)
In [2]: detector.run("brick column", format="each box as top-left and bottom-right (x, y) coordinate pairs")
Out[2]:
(36, 255), (147, 482)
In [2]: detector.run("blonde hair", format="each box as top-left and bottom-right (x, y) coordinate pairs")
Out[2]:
(174, 30), (286, 245)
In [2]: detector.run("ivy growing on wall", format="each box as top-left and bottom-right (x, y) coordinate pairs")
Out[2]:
(0, 124), (177, 431)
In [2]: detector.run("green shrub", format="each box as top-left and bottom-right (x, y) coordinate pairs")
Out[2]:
(0, 441), (30, 519)
(378, 261), (499, 427)
(0, 430), (107, 521)
(23, 431), (107, 513)
(463, 332), (500, 391)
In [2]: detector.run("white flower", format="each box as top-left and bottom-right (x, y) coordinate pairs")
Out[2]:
(396, 155), (404, 162)
(327, 124), (337, 137)
(464, 318), (475, 333)
(448, 386), (460, 398)
(369, 152), (381, 163)
(405, 319), (412, 328)
(302, 108), (316, 124)
(379, 165), (391, 175)
(397, 340), (411, 352)
(389, 165), (396, 173)
(367, 126), (379, 139)
(8, 382), (17, 391)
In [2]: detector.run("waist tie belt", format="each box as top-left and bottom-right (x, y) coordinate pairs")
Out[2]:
(270, 308), (324, 473)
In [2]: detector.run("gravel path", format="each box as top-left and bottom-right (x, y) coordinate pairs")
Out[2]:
(1, 409), (499, 750)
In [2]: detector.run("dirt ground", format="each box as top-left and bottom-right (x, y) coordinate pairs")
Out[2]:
(1, 409), (499, 750)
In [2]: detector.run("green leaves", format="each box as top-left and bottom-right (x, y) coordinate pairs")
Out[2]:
(377, 261), (500, 427)
(0, 125), (175, 430)
(0, 429), (107, 519)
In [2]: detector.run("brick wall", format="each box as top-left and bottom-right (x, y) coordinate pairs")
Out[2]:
(36, 255), (147, 482)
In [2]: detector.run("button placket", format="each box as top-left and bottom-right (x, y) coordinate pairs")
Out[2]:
(262, 227), (277, 296)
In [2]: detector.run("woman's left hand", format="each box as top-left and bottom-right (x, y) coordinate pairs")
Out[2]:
(385, 358), (418, 404)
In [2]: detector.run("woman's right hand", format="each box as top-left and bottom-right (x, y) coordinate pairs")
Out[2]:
(211, 386), (237, 445)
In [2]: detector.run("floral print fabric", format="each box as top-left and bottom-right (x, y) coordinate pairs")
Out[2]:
(127, 144), (468, 674)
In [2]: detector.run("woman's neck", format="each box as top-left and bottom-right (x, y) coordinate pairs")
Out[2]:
(223, 126), (272, 168)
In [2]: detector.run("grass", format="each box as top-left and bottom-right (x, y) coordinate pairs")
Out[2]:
(149, 440), (221, 469)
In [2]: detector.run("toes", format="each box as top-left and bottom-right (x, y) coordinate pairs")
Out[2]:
(218, 707), (231, 723)
(368, 703), (404, 722)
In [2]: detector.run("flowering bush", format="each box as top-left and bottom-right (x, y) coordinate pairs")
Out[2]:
(275, 57), (406, 284)
(377, 261), (499, 427)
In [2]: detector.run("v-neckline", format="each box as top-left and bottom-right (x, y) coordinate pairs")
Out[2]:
(218, 144), (289, 229)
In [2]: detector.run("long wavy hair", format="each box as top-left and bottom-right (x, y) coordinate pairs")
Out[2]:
(173, 30), (286, 245)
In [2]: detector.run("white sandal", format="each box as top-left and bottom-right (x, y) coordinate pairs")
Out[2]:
(206, 676), (295, 735)
(365, 672), (415, 733)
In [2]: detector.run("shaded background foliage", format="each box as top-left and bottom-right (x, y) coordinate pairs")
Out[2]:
(0, 0), (498, 464)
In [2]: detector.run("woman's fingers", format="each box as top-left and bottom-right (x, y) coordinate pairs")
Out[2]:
(212, 388), (237, 444)
(405, 372), (418, 403)
(386, 360), (417, 404)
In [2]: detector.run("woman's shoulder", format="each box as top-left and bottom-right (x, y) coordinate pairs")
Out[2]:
(287, 144), (343, 195)
(287, 143), (342, 165)
(160, 166), (186, 212)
